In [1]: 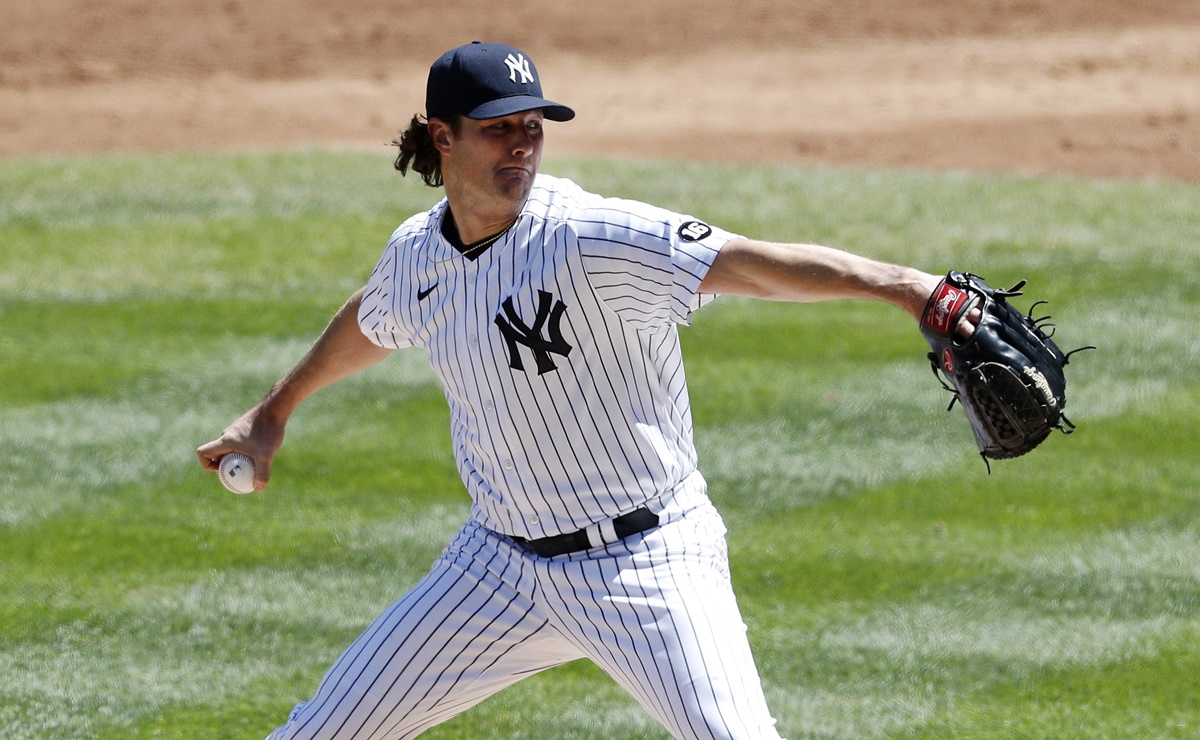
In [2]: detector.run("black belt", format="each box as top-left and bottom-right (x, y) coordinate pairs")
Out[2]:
(515, 508), (660, 558)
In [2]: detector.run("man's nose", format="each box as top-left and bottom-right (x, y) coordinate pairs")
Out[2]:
(511, 129), (536, 156)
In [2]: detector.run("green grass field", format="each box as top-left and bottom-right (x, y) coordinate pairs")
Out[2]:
(2, 150), (1197, 739)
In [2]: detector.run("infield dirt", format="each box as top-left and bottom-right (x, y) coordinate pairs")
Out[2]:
(3, 0), (1198, 181)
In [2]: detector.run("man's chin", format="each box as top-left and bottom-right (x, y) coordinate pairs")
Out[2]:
(497, 170), (536, 201)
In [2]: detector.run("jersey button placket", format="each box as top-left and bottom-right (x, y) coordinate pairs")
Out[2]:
(466, 263), (480, 348)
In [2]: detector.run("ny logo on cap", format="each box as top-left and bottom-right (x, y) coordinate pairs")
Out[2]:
(505, 53), (534, 84)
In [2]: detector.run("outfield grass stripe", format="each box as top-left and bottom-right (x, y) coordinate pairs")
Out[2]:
(0, 506), (468, 738)
(0, 398), (217, 524)
(1012, 525), (1200, 583)
(119, 506), (465, 628)
(813, 605), (1176, 667)
(764, 682), (940, 740)
(1066, 297), (1200, 414)
(1, 219), (386, 302)
(0, 151), (436, 229)
(0, 625), (290, 739)
(696, 358), (993, 510)
(702, 415), (956, 500)
(0, 334), (440, 525)
(760, 615), (1188, 739)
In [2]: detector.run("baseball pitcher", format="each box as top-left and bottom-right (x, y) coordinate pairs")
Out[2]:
(198, 41), (1080, 739)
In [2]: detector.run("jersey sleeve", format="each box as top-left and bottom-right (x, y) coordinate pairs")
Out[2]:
(573, 197), (738, 329)
(357, 225), (420, 350)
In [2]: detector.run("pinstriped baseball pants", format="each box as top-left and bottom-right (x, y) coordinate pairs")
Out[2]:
(267, 491), (782, 740)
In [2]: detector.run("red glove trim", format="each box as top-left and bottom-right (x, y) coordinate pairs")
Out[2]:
(922, 280), (971, 336)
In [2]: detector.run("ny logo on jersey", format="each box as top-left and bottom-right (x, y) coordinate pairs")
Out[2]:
(504, 53), (534, 84)
(494, 290), (572, 375)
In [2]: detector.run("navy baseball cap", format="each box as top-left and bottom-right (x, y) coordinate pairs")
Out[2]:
(426, 41), (575, 122)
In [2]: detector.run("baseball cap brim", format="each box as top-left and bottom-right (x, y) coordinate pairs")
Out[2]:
(465, 95), (575, 122)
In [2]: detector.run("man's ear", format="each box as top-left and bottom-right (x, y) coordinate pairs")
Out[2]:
(429, 118), (453, 155)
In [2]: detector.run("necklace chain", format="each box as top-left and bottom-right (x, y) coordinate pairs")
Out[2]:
(433, 218), (516, 264)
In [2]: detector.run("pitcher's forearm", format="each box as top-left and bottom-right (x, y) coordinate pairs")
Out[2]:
(701, 239), (938, 321)
(258, 288), (393, 423)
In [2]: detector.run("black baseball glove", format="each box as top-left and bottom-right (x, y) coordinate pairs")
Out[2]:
(920, 271), (1093, 467)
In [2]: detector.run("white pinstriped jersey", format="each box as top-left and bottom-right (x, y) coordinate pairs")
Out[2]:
(357, 174), (738, 540)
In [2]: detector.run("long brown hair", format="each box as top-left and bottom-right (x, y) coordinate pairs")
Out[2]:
(391, 115), (461, 188)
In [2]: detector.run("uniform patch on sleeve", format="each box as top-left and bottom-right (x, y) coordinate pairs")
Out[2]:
(677, 221), (713, 242)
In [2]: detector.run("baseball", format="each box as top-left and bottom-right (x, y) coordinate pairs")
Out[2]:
(218, 452), (256, 495)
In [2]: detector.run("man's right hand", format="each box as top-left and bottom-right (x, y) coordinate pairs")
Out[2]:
(196, 405), (286, 492)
